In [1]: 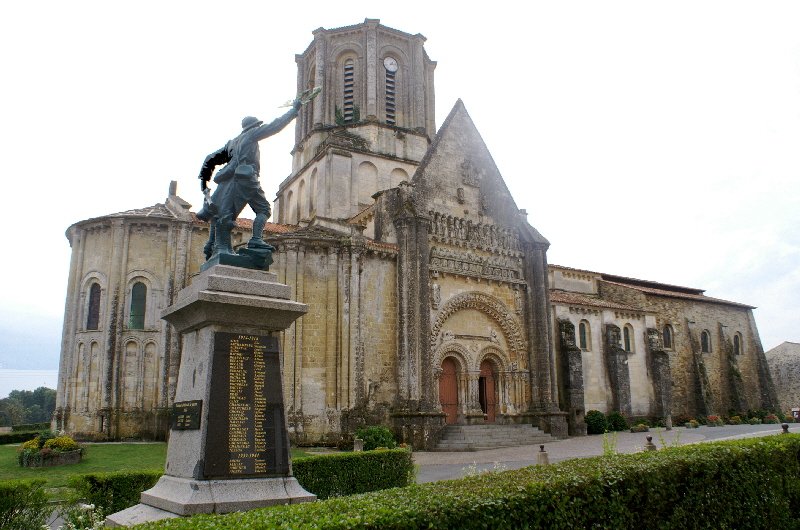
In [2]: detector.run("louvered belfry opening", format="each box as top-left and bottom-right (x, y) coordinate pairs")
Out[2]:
(343, 58), (355, 122)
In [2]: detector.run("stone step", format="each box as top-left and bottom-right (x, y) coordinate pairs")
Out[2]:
(434, 424), (556, 452)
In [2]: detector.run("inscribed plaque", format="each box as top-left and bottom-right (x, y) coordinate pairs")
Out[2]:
(204, 332), (289, 478)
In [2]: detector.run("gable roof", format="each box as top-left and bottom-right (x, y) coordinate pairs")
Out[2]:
(412, 99), (548, 245)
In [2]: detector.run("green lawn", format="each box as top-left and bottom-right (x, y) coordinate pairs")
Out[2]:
(0, 442), (312, 493)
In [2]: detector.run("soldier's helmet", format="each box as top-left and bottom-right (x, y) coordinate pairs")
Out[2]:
(241, 116), (263, 131)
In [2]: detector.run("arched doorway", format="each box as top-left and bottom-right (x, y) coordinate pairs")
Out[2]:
(479, 359), (497, 423)
(439, 357), (459, 424)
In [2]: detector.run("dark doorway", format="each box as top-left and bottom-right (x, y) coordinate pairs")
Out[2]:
(478, 360), (497, 423)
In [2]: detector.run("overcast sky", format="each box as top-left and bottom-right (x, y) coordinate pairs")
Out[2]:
(0, 1), (797, 372)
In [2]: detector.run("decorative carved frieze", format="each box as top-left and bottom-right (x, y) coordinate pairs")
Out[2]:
(428, 211), (521, 253)
(429, 246), (524, 284)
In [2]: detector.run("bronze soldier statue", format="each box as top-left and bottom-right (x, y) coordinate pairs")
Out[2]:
(197, 88), (319, 261)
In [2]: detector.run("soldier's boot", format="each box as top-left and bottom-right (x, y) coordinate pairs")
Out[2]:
(214, 216), (235, 255)
(248, 213), (271, 249)
(203, 221), (216, 261)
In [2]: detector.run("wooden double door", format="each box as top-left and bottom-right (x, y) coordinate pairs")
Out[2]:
(438, 358), (497, 424)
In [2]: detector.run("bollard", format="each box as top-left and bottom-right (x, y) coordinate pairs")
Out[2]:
(782, 424), (790, 434)
(537, 444), (549, 466)
(353, 438), (364, 451)
(644, 435), (657, 451)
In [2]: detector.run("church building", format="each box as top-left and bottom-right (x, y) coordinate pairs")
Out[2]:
(53, 20), (777, 449)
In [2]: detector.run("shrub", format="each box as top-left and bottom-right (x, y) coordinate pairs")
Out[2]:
(764, 413), (780, 424)
(68, 470), (163, 515)
(354, 425), (396, 450)
(585, 410), (607, 435)
(293, 448), (413, 499)
(748, 417), (763, 425)
(630, 423), (649, 433)
(706, 415), (724, 427)
(685, 419), (700, 428)
(0, 479), (49, 530)
(728, 415), (742, 425)
(45, 435), (80, 451)
(131, 435), (800, 530)
(606, 411), (628, 432)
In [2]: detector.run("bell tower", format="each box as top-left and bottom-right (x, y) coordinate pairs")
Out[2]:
(274, 19), (436, 224)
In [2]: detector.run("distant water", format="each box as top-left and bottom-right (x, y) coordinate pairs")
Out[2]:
(0, 369), (58, 398)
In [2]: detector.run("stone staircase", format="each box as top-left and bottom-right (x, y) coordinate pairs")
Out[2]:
(434, 424), (556, 452)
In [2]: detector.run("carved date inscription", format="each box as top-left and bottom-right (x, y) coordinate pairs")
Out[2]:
(203, 332), (289, 479)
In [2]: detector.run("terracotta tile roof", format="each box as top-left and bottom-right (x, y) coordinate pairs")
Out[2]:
(366, 240), (398, 252)
(599, 279), (755, 309)
(549, 290), (641, 311)
(190, 214), (299, 234)
(348, 204), (375, 226)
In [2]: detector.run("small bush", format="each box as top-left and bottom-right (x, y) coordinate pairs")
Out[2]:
(585, 410), (607, 435)
(68, 470), (163, 515)
(0, 479), (49, 530)
(707, 415), (724, 427)
(764, 413), (780, 424)
(630, 423), (649, 433)
(685, 419), (700, 428)
(45, 435), (80, 451)
(728, 415), (742, 425)
(606, 411), (628, 432)
(748, 417), (763, 425)
(354, 425), (396, 450)
(293, 448), (413, 499)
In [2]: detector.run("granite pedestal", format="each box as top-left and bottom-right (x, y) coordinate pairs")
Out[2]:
(107, 265), (314, 527)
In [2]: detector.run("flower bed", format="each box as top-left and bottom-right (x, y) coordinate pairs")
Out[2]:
(17, 433), (83, 468)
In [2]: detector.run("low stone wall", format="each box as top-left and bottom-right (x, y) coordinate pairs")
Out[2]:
(21, 449), (82, 468)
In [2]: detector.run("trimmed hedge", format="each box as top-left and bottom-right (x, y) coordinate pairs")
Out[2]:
(0, 431), (39, 445)
(68, 470), (163, 515)
(0, 479), (49, 530)
(585, 410), (607, 434)
(293, 448), (413, 499)
(136, 435), (800, 529)
(11, 422), (50, 432)
(67, 449), (414, 515)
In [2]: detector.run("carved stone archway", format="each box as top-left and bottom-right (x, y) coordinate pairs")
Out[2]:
(430, 292), (527, 355)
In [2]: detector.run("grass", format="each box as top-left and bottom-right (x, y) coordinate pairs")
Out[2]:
(0, 442), (313, 492)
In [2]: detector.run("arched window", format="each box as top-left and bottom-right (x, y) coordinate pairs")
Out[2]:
(384, 56), (397, 125)
(623, 325), (634, 352)
(309, 169), (317, 214)
(733, 333), (742, 355)
(86, 283), (101, 330)
(343, 58), (355, 122)
(701, 330), (712, 353)
(129, 282), (146, 330)
(579, 321), (591, 351)
(285, 190), (294, 224)
(663, 325), (673, 350)
(297, 179), (306, 222)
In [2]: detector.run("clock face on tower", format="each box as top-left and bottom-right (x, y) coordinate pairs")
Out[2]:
(383, 56), (398, 73)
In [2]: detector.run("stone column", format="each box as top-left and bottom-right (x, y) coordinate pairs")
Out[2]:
(106, 265), (312, 527)
(605, 324), (632, 416)
(646, 328), (673, 421)
(558, 319), (587, 436)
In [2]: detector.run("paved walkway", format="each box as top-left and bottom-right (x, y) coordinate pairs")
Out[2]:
(413, 423), (800, 483)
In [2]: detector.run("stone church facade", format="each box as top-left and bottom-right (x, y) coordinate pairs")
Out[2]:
(53, 20), (777, 448)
